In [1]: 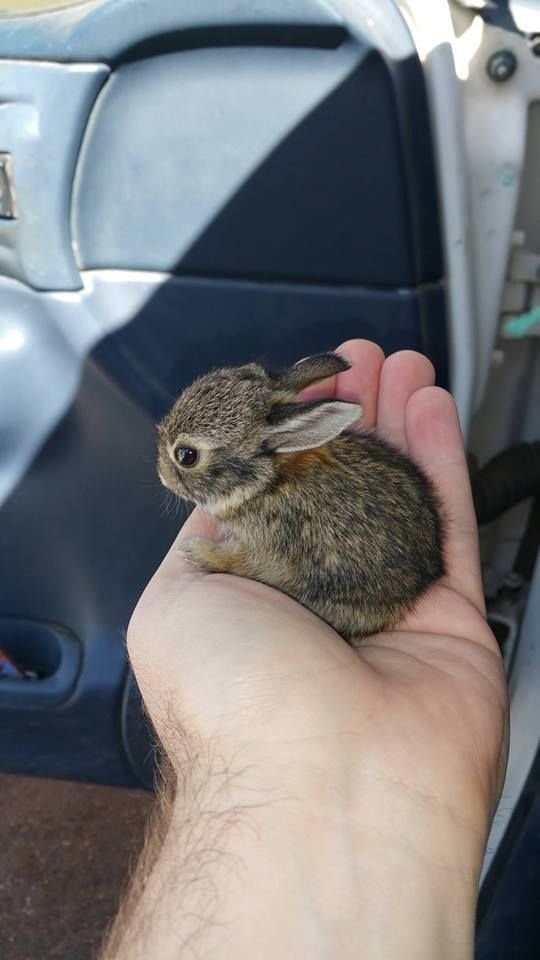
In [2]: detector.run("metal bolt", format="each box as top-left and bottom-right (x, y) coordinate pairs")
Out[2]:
(487, 49), (518, 82)
(529, 33), (540, 57)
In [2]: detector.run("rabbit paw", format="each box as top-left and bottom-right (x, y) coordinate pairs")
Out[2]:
(177, 537), (252, 577)
(177, 537), (222, 571)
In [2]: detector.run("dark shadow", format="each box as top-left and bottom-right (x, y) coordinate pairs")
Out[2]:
(113, 23), (349, 66)
(476, 745), (540, 958)
(478, 0), (522, 35)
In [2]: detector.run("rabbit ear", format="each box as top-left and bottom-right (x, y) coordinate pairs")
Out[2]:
(266, 399), (362, 452)
(271, 353), (351, 394)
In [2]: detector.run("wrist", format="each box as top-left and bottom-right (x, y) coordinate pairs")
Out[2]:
(102, 739), (484, 960)
(167, 747), (482, 959)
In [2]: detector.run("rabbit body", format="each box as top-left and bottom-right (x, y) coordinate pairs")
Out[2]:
(158, 354), (444, 643)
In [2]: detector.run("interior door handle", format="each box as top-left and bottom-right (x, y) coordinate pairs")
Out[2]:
(0, 618), (82, 709)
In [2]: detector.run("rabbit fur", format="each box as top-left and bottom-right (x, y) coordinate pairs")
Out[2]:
(157, 353), (444, 643)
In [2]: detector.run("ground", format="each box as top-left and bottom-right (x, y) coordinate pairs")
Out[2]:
(0, 774), (153, 960)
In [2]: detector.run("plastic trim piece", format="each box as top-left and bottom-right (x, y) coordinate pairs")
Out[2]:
(0, 0), (344, 63)
(0, 60), (109, 289)
(481, 552), (540, 882)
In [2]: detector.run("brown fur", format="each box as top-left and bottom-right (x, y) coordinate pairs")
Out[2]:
(180, 538), (258, 578)
(275, 447), (337, 478)
(157, 353), (444, 642)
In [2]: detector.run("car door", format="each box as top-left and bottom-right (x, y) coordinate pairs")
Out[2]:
(0, 0), (446, 788)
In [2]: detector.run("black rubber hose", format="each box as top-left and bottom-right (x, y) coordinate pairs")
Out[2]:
(471, 441), (540, 526)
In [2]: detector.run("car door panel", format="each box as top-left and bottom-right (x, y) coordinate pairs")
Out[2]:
(0, 0), (446, 786)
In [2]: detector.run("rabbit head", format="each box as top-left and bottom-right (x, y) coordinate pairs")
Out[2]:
(157, 353), (362, 511)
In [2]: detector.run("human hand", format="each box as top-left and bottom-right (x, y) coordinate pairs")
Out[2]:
(124, 340), (508, 959)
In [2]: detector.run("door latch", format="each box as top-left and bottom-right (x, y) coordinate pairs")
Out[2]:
(0, 154), (17, 219)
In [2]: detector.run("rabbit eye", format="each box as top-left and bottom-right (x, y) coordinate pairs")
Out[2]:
(175, 446), (199, 468)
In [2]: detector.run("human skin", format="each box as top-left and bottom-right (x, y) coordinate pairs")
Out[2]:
(101, 340), (508, 960)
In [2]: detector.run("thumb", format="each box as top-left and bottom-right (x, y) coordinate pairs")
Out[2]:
(176, 506), (221, 545)
(127, 506), (219, 684)
(146, 506), (220, 594)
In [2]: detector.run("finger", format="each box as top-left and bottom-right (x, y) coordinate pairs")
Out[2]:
(377, 351), (435, 451)
(405, 386), (485, 614)
(299, 339), (385, 430)
(334, 339), (385, 428)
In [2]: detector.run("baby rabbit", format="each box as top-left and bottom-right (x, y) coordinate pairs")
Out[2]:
(157, 353), (444, 643)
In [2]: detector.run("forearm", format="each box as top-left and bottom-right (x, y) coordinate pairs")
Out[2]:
(100, 747), (482, 960)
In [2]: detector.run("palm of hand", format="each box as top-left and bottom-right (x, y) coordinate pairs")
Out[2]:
(129, 340), (508, 848)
